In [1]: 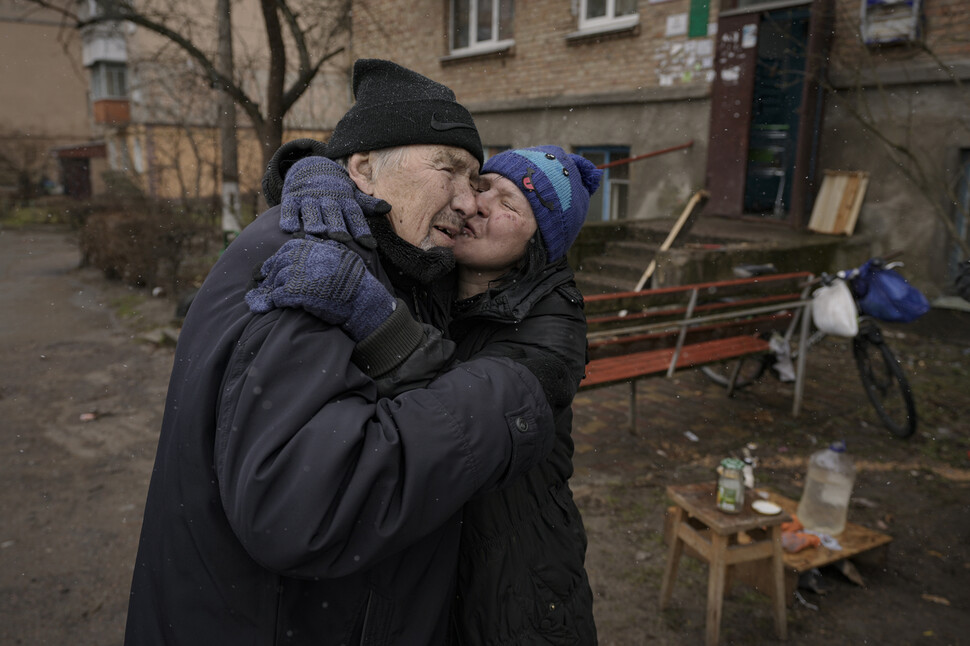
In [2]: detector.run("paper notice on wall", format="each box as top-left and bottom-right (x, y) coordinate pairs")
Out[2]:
(720, 65), (741, 83)
(742, 24), (758, 48)
(666, 13), (688, 37)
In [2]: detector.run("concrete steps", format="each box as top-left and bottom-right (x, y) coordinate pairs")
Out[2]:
(576, 241), (656, 295)
(571, 215), (874, 298)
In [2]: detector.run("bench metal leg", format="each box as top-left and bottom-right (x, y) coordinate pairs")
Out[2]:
(792, 299), (812, 417)
(726, 359), (745, 398)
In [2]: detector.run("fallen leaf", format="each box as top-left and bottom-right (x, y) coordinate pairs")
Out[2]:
(921, 594), (950, 606)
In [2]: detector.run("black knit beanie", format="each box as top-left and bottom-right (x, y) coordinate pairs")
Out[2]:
(325, 59), (484, 167)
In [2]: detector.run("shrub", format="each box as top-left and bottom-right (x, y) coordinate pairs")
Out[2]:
(79, 199), (219, 293)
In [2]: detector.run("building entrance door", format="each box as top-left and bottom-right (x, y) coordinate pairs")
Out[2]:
(705, 0), (830, 225)
(61, 158), (91, 199)
(743, 6), (809, 217)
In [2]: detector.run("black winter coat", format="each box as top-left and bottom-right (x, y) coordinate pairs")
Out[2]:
(448, 261), (597, 645)
(123, 207), (557, 646)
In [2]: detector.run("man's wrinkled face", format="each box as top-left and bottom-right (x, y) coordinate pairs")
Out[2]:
(453, 173), (538, 273)
(369, 145), (480, 250)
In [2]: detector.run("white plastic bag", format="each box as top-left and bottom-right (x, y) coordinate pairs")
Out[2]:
(769, 332), (796, 382)
(811, 279), (858, 337)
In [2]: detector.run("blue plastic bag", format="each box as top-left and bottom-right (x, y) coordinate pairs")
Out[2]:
(851, 260), (930, 323)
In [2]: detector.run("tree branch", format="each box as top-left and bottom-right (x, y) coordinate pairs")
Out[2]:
(280, 46), (344, 116)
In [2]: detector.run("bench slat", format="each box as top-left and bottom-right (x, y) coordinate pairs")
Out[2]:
(581, 335), (770, 390)
(588, 312), (793, 358)
(583, 271), (814, 316)
(586, 293), (800, 334)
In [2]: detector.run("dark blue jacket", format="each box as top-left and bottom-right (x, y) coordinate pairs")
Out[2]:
(123, 207), (555, 645)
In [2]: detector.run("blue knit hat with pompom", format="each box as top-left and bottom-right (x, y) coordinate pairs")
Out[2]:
(482, 145), (602, 262)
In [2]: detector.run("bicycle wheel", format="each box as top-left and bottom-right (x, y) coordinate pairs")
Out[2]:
(852, 328), (917, 438)
(700, 354), (772, 391)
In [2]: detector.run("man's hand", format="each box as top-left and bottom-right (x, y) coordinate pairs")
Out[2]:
(245, 237), (395, 342)
(279, 156), (389, 249)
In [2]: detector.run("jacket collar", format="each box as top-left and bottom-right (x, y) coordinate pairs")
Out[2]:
(450, 259), (581, 324)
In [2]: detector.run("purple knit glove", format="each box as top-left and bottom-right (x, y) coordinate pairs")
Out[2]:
(245, 238), (395, 342)
(279, 156), (390, 249)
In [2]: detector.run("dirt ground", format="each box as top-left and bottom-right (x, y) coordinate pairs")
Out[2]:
(2, 226), (968, 645)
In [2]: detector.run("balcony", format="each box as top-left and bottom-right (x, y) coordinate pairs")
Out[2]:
(93, 99), (130, 125)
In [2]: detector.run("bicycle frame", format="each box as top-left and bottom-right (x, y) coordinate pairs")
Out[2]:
(786, 256), (919, 436)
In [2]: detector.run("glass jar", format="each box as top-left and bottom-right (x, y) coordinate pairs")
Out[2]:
(716, 457), (746, 514)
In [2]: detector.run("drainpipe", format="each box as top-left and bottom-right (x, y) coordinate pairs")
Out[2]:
(790, 0), (836, 228)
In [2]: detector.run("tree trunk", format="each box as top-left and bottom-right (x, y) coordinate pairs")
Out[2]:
(260, 0), (286, 172)
(217, 0), (241, 243)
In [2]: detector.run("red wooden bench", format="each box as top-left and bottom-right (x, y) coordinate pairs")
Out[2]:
(579, 272), (814, 432)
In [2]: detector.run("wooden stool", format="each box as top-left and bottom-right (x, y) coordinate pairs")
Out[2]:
(660, 483), (790, 646)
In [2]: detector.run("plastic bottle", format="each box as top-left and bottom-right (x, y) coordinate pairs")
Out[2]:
(796, 441), (857, 535)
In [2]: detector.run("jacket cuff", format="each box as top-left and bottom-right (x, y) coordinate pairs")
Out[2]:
(351, 299), (426, 378)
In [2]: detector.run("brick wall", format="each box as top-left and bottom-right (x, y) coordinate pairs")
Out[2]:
(351, 0), (715, 106)
(830, 0), (970, 76)
(354, 0), (970, 107)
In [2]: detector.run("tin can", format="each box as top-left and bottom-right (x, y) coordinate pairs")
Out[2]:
(716, 457), (746, 513)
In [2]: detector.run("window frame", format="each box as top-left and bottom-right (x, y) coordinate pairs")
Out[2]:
(576, 146), (631, 222)
(91, 61), (129, 100)
(577, 0), (639, 34)
(449, 0), (515, 58)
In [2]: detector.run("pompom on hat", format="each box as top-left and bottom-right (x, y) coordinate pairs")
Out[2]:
(482, 145), (602, 263)
(325, 59), (484, 167)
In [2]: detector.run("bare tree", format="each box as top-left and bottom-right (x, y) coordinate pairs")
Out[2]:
(216, 0), (241, 241)
(820, 0), (970, 257)
(28, 0), (350, 169)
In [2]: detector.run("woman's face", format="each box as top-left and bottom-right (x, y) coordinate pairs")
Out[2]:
(453, 173), (539, 273)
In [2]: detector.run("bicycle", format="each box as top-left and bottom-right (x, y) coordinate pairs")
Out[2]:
(700, 256), (926, 439)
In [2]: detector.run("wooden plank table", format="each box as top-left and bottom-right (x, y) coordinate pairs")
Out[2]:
(665, 487), (895, 606)
(736, 489), (894, 602)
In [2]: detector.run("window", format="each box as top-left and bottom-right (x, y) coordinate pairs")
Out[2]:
(451, 0), (514, 55)
(576, 147), (630, 221)
(579, 0), (638, 32)
(91, 62), (128, 99)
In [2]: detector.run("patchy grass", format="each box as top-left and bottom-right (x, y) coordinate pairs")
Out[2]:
(108, 291), (175, 333)
(112, 293), (145, 320)
(0, 205), (63, 229)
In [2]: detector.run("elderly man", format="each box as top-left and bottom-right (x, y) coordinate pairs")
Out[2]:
(124, 59), (564, 646)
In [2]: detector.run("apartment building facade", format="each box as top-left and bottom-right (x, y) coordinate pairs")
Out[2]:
(6, 0), (966, 294)
(348, 0), (970, 296)
(1, 0), (352, 206)
(0, 0), (98, 199)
